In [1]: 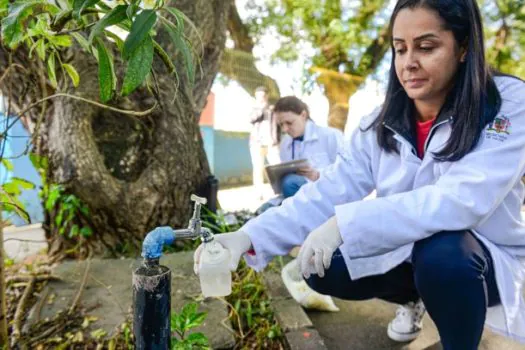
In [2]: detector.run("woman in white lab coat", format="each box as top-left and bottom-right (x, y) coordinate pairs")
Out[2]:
(195, 0), (525, 348)
(273, 96), (343, 198)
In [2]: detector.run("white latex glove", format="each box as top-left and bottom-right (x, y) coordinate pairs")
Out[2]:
(193, 230), (252, 274)
(298, 216), (342, 279)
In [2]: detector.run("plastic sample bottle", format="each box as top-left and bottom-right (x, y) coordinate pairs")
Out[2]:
(199, 240), (232, 297)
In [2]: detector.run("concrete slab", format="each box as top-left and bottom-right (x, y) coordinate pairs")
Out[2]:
(286, 328), (328, 350)
(3, 224), (46, 262)
(262, 257), (524, 350)
(36, 252), (235, 349)
(307, 298), (524, 350)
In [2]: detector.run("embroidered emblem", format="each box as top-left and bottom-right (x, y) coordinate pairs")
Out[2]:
(486, 116), (511, 141)
(487, 116), (511, 134)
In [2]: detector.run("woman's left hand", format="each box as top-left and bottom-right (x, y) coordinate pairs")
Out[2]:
(296, 165), (320, 181)
(298, 216), (343, 278)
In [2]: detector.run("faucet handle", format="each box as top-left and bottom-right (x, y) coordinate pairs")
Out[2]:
(190, 194), (207, 205)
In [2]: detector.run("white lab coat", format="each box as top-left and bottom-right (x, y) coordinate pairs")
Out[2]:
(279, 120), (343, 173)
(242, 75), (525, 342)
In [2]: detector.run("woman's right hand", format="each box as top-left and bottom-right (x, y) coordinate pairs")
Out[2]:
(193, 230), (253, 274)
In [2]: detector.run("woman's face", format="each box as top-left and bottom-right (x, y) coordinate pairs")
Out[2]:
(392, 7), (466, 107)
(276, 111), (308, 139)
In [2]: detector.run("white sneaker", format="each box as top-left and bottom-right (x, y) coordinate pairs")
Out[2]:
(387, 299), (425, 342)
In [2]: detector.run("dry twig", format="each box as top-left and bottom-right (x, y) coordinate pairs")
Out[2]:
(6, 275), (60, 284)
(11, 276), (36, 345)
(89, 274), (126, 314)
(69, 258), (91, 315)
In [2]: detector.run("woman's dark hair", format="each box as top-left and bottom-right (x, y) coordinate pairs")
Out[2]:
(369, 0), (501, 161)
(273, 96), (311, 119)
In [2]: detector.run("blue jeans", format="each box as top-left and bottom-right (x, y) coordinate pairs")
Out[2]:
(281, 174), (307, 198)
(305, 231), (500, 350)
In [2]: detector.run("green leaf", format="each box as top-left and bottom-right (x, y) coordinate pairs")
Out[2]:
(73, 0), (100, 20)
(29, 152), (48, 170)
(0, 0), (8, 17)
(90, 328), (107, 339)
(153, 40), (175, 74)
(88, 4), (128, 44)
(95, 38), (116, 102)
(69, 224), (80, 237)
(104, 30), (125, 52)
(163, 7), (185, 33)
(3, 182), (21, 196)
(79, 204), (89, 216)
(126, 0), (140, 20)
(121, 35), (153, 96)
(2, 197), (30, 223)
(50, 35), (72, 47)
(1, 1), (40, 47)
(55, 212), (63, 227)
(62, 63), (80, 87)
(10, 177), (35, 190)
(162, 21), (194, 84)
(47, 54), (57, 89)
(186, 312), (206, 329)
(181, 303), (198, 319)
(71, 32), (91, 52)
(186, 332), (208, 346)
(45, 185), (63, 210)
(36, 38), (46, 60)
(1, 158), (13, 171)
(123, 9), (156, 60)
(27, 17), (47, 37)
(80, 226), (92, 237)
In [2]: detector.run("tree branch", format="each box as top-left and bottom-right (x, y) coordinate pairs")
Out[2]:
(356, 22), (390, 76)
(227, 0), (254, 53)
(16, 93), (158, 119)
(221, 0), (280, 99)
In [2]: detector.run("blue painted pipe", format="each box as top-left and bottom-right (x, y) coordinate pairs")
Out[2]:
(141, 226), (175, 260)
(135, 219), (212, 349)
(134, 226), (176, 350)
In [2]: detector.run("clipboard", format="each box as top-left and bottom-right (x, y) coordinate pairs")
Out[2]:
(265, 159), (310, 194)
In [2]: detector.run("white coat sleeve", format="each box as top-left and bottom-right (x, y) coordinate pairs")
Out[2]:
(335, 79), (525, 258)
(330, 129), (345, 164)
(241, 124), (376, 270)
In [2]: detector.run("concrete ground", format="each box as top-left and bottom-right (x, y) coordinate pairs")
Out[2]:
(307, 298), (523, 350)
(30, 252), (235, 348)
(6, 185), (525, 349)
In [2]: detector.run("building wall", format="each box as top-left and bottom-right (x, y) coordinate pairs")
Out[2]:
(212, 130), (252, 187)
(199, 91), (253, 188)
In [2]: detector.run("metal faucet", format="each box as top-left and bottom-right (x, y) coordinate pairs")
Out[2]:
(173, 194), (214, 242)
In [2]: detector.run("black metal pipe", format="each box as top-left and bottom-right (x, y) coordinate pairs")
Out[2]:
(132, 258), (171, 349)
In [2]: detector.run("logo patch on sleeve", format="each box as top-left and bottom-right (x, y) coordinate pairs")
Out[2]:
(486, 116), (511, 141)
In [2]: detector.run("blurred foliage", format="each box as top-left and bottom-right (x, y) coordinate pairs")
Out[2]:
(241, 0), (390, 93)
(239, 0), (525, 88)
(1, 158), (34, 224)
(482, 0), (525, 78)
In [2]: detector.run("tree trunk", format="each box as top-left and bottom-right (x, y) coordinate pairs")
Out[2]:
(0, 211), (8, 349)
(313, 67), (363, 131)
(0, 0), (231, 258)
